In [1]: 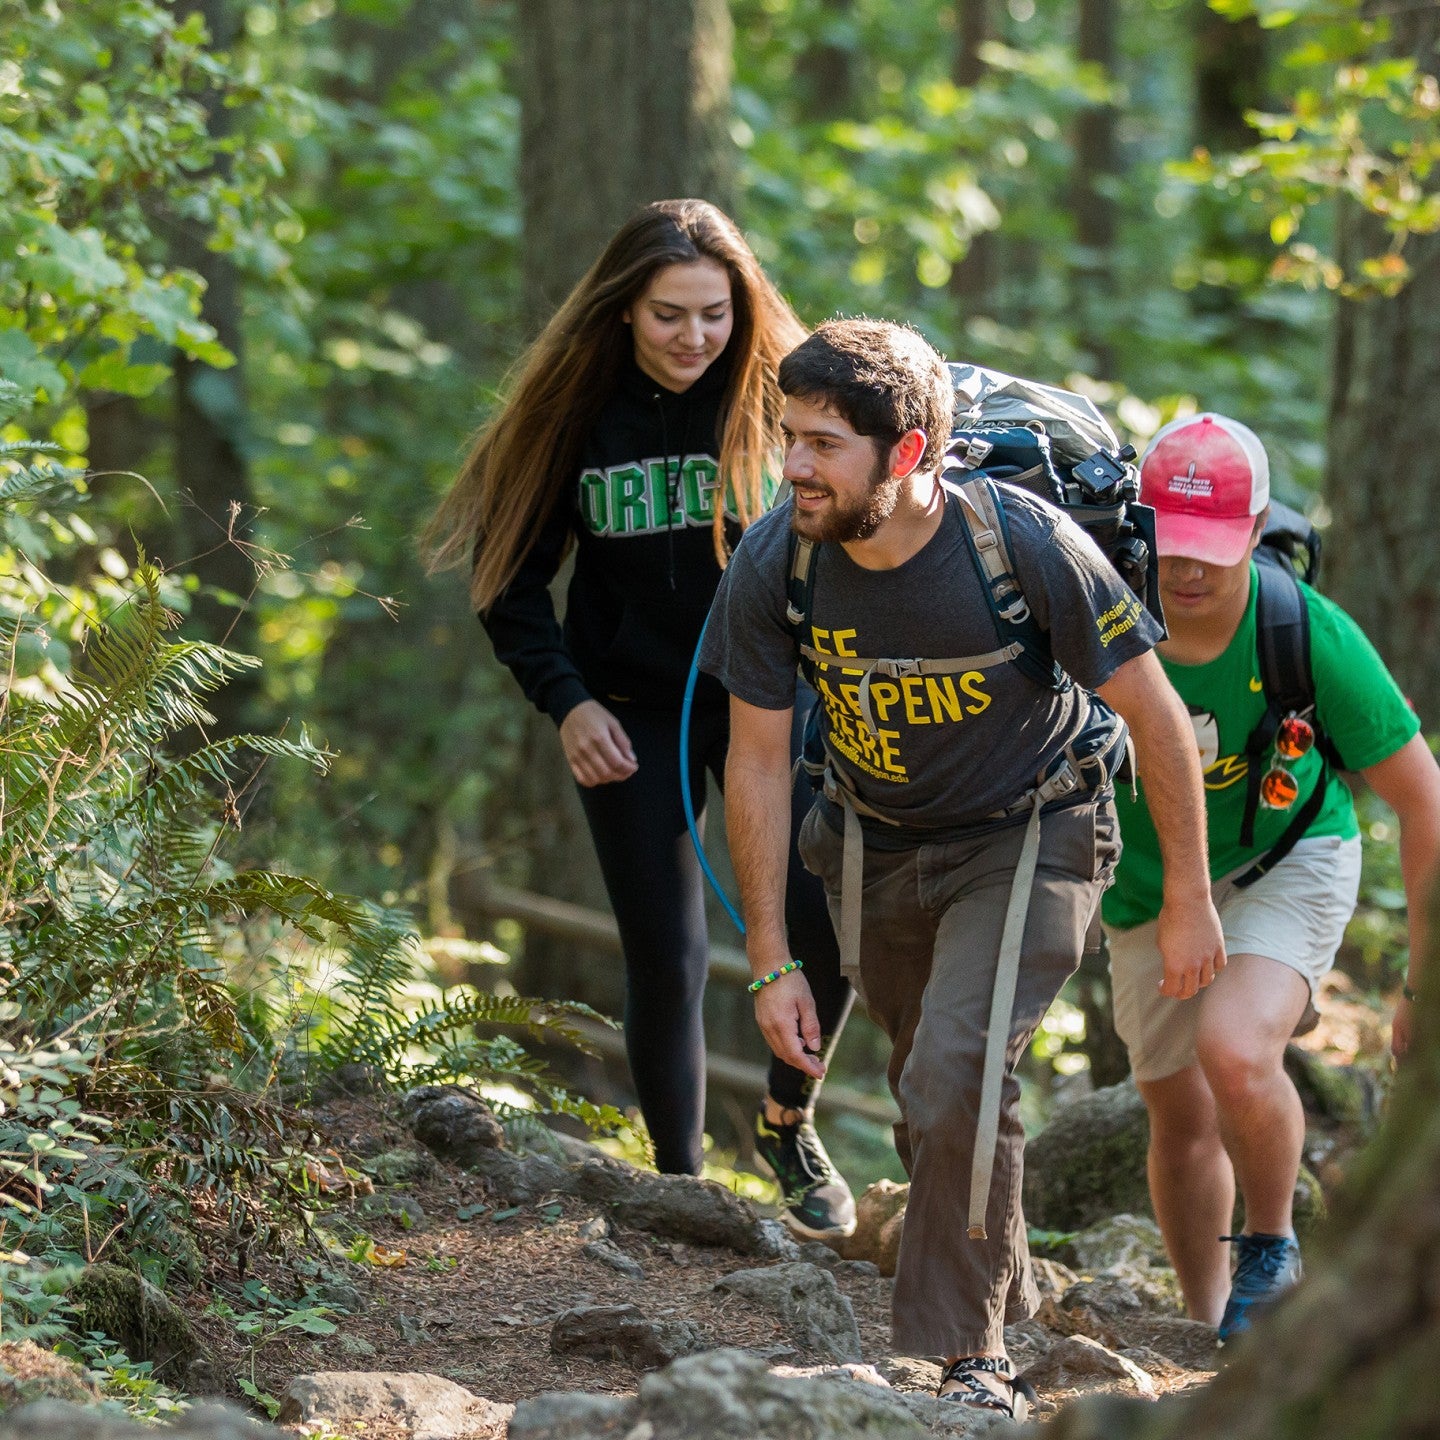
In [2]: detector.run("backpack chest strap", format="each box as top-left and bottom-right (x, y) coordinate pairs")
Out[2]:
(799, 643), (1026, 739)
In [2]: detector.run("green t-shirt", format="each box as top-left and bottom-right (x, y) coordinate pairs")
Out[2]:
(1103, 566), (1419, 929)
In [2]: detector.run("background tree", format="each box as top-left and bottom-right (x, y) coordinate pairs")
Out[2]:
(1325, 5), (1440, 718)
(488, 0), (739, 1015)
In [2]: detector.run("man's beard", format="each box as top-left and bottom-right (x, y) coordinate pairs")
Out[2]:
(790, 456), (902, 543)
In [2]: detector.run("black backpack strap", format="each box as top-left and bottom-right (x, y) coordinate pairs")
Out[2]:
(1230, 778), (1327, 889)
(1238, 551), (1343, 860)
(1239, 554), (1311, 848)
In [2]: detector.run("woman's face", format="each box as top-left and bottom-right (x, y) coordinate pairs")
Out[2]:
(623, 258), (734, 393)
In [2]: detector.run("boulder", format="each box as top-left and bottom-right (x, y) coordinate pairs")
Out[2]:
(461, 1146), (571, 1206)
(876, 1208), (905, 1277)
(1015, 1391), (1168, 1440)
(713, 1263), (862, 1364)
(1024, 1081), (1153, 1233)
(510, 1349), (1003, 1439)
(1040, 1277), (1146, 1349)
(0, 1400), (281, 1439)
(1025, 1080), (1327, 1240)
(874, 1356), (942, 1392)
(278, 1371), (511, 1440)
(572, 1158), (773, 1255)
(0, 1343), (97, 1410)
(505, 1389), (638, 1440)
(67, 1264), (214, 1390)
(401, 1085), (506, 1165)
(549, 1304), (706, 1369)
(640, 1351), (991, 1439)
(835, 1180), (908, 1266)
(1031, 1257), (1080, 1301)
(1284, 1044), (1378, 1130)
(1063, 1214), (1167, 1274)
(1018, 1335), (1156, 1398)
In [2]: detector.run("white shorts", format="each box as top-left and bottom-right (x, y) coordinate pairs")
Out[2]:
(1105, 834), (1363, 1083)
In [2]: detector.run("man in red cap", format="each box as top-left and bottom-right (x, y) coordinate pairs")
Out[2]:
(1103, 412), (1440, 1343)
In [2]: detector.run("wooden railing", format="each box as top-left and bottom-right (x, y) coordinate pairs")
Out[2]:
(468, 882), (898, 1126)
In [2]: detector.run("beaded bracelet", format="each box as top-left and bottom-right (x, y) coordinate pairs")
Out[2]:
(748, 960), (803, 994)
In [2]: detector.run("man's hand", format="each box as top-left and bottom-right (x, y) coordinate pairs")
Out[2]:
(559, 700), (638, 786)
(753, 970), (825, 1079)
(1155, 892), (1226, 999)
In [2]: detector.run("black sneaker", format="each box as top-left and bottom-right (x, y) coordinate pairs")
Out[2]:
(753, 1108), (857, 1240)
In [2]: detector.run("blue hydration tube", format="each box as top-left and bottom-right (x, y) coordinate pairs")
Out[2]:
(680, 612), (746, 935)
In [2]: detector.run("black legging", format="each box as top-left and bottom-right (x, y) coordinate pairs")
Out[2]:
(577, 695), (853, 1174)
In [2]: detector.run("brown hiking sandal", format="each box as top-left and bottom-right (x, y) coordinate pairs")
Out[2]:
(937, 1356), (1037, 1421)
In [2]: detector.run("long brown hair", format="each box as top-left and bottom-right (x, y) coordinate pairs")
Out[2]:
(422, 199), (807, 611)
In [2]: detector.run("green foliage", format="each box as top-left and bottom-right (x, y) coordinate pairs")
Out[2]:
(0, 0), (302, 409)
(1176, 0), (1440, 295)
(205, 1279), (338, 1414)
(1, 382), (619, 1328)
(57, 1331), (188, 1422)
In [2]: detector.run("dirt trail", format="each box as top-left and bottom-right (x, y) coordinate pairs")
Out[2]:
(201, 1097), (1219, 1423)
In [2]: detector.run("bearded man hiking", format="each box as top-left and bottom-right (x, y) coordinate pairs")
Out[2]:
(699, 318), (1223, 1419)
(1102, 413), (1440, 1344)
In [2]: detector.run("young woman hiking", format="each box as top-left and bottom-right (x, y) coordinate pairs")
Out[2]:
(424, 199), (855, 1236)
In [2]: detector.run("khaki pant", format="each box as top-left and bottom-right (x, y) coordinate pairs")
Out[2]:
(799, 795), (1119, 1357)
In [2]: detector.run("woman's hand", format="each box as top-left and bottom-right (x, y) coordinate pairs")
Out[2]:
(559, 700), (638, 786)
(1392, 993), (1415, 1061)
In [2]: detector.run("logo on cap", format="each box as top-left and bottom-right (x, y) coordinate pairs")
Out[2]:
(1168, 463), (1213, 499)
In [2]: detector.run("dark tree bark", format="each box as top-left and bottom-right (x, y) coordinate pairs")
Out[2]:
(795, 0), (854, 122)
(1324, 5), (1440, 724)
(1192, 0), (1266, 154)
(1188, 2), (1270, 315)
(1041, 882), (1440, 1440)
(1070, 0), (1118, 377)
(172, 0), (258, 733)
(501, 0), (736, 1011)
(949, 0), (995, 314)
(516, 0), (734, 324)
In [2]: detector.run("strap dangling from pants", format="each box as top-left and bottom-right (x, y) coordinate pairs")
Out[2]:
(968, 793), (1042, 1240)
(839, 797), (864, 976)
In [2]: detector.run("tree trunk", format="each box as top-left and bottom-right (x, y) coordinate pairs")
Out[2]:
(1044, 880), (1440, 1440)
(516, 0), (734, 323)
(1188, 1), (1269, 313)
(795, 0), (854, 122)
(503, 0), (736, 1009)
(1070, 0), (1118, 377)
(1324, 4), (1440, 723)
(1192, 0), (1265, 154)
(949, 0), (995, 315)
(172, 0), (257, 734)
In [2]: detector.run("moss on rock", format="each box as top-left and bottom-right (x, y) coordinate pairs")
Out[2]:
(68, 1264), (207, 1385)
(1025, 1081), (1153, 1233)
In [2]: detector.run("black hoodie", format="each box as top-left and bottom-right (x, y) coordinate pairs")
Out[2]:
(479, 350), (739, 723)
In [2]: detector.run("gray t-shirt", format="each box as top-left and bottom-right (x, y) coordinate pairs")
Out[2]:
(701, 485), (1162, 833)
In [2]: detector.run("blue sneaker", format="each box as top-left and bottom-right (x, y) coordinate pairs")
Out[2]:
(1217, 1232), (1301, 1344)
